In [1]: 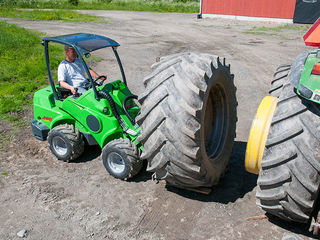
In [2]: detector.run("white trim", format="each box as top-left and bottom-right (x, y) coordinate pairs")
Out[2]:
(202, 13), (293, 23)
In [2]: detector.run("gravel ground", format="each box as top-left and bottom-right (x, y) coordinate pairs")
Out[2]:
(0, 11), (316, 240)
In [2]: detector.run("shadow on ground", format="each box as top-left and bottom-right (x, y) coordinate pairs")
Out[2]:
(74, 145), (101, 163)
(166, 141), (258, 203)
(267, 214), (316, 239)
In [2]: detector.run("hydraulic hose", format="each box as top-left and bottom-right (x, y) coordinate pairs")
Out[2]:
(98, 91), (127, 131)
(122, 95), (138, 125)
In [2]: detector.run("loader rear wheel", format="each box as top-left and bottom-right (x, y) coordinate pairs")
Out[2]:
(48, 124), (84, 162)
(256, 82), (320, 223)
(136, 52), (237, 190)
(269, 64), (291, 98)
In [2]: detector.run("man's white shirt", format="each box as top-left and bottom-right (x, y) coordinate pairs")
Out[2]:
(58, 58), (88, 87)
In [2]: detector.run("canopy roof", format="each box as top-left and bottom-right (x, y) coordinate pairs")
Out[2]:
(43, 33), (120, 55)
(304, 17), (320, 47)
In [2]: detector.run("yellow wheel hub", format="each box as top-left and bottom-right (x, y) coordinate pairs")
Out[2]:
(245, 96), (278, 174)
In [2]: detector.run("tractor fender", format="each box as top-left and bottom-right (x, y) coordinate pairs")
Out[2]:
(51, 114), (75, 129)
(101, 131), (124, 148)
(289, 51), (311, 88)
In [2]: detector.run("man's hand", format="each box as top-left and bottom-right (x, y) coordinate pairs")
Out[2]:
(70, 86), (77, 95)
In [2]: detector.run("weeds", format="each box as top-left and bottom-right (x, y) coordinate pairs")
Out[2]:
(0, 8), (106, 22)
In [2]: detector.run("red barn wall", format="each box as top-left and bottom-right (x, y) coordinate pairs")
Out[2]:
(201, 0), (296, 19)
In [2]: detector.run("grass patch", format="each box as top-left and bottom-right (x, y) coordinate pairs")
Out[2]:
(0, 8), (106, 22)
(1, 172), (9, 176)
(0, 0), (199, 13)
(0, 21), (64, 119)
(245, 24), (310, 39)
(250, 24), (309, 32)
(0, 132), (10, 151)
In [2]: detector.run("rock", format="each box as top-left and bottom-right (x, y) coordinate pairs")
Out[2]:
(282, 232), (303, 240)
(17, 229), (28, 238)
(95, 212), (100, 216)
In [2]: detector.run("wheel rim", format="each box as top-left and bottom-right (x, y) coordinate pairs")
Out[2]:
(107, 152), (125, 174)
(52, 136), (68, 156)
(204, 84), (228, 159)
(245, 96), (278, 174)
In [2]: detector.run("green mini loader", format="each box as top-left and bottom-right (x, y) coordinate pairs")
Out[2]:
(31, 33), (142, 179)
(31, 33), (237, 191)
(245, 18), (320, 234)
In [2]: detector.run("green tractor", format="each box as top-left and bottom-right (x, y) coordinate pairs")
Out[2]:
(31, 33), (237, 191)
(245, 18), (320, 234)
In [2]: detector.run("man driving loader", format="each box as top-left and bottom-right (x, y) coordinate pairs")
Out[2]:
(58, 45), (106, 94)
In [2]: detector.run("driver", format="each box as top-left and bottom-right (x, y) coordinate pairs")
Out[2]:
(58, 45), (106, 94)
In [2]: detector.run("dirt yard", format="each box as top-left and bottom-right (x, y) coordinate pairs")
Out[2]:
(0, 11), (315, 239)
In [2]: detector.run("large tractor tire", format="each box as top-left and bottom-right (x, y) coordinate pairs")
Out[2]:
(256, 82), (320, 223)
(48, 124), (84, 162)
(136, 52), (237, 190)
(269, 64), (291, 98)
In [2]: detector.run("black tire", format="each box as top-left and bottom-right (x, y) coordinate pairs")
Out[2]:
(269, 64), (291, 98)
(256, 82), (320, 223)
(136, 52), (237, 190)
(48, 124), (84, 162)
(102, 138), (142, 179)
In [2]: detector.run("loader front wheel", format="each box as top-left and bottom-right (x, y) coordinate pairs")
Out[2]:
(136, 52), (237, 190)
(102, 138), (142, 179)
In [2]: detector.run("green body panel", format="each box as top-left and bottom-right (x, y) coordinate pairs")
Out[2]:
(297, 51), (320, 103)
(33, 80), (141, 149)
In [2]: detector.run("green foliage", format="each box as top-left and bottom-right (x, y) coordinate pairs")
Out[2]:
(69, 0), (79, 5)
(0, 0), (199, 13)
(0, 8), (106, 22)
(1, 172), (8, 176)
(0, 21), (64, 118)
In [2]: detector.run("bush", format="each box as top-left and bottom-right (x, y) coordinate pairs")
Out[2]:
(68, 0), (79, 6)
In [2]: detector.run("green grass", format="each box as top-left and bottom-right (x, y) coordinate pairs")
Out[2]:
(0, 8), (106, 22)
(244, 24), (310, 40)
(1, 172), (8, 176)
(245, 24), (310, 39)
(0, 0), (199, 13)
(250, 24), (309, 32)
(0, 21), (64, 119)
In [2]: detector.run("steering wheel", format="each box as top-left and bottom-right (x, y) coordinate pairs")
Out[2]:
(94, 75), (107, 86)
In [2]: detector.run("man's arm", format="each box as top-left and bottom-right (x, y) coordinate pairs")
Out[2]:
(59, 81), (77, 95)
(89, 69), (107, 80)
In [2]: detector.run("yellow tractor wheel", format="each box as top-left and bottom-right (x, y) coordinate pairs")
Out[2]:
(245, 96), (278, 174)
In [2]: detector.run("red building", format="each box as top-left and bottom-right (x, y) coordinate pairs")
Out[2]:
(199, 0), (319, 23)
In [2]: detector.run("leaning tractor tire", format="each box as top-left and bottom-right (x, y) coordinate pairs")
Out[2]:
(256, 82), (320, 223)
(269, 64), (291, 98)
(136, 52), (237, 190)
(47, 124), (84, 162)
(102, 138), (142, 179)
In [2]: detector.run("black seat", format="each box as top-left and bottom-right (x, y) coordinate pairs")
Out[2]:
(56, 86), (72, 99)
